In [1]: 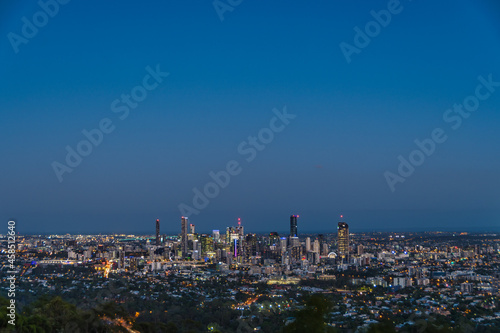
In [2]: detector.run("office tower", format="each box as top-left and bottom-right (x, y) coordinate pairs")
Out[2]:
(245, 234), (258, 257)
(280, 237), (288, 253)
(313, 239), (320, 253)
(236, 218), (244, 236)
(192, 240), (201, 260)
(305, 237), (311, 252)
(200, 234), (214, 255)
(212, 230), (220, 242)
(322, 243), (329, 256)
(155, 219), (160, 246)
(290, 215), (299, 237)
(289, 236), (300, 248)
(269, 232), (280, 246)
(236, 218), (245, 261)
(338, 222), (349, 263)
(226, 227), (239, 244)
(233, 238), (239, 258)
(181, 216), (189, 258)
(189, 223), (195, 234)
(291, 245), (302, 261)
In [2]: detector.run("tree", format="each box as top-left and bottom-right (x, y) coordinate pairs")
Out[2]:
(367, 320), (396, 333)
(283, 294), (337, 333)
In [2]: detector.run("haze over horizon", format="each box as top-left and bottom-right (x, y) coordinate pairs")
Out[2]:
(10, 209), (500, 235)
(2, 1), (500, 234)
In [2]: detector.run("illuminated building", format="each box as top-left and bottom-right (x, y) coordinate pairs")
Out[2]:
(181, 216), (189, 258)
(338, 222), (349, 263)
(269, 232), (280, 246)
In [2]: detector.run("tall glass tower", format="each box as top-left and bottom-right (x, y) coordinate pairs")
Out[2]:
(155, 219), (160, 246)
(181, 216), (189, 258)
(290, 215), (299, 237)
(338, 222), (349, 263)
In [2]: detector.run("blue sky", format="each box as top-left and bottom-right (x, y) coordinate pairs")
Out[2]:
(1, 0), (500, 234)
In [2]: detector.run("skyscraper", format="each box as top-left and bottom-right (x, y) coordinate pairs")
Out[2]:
(269, 232), (280, 246)
(305, 237), (311, 252)
(280, 237), (288, 253)
(313, 239), (320, 253)
(338, 222), (349, 263)
(155, 219), (160, 246)
(181, 216), (189, 258)
(212, 230), (220, 242)
(236, 218), (244, 236)
(290, 215), (299, 237)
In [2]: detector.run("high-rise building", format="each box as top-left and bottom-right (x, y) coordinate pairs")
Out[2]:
(290, 215), (299, 237)
(289, 237), (300, 248)
(322, 243), (329, 256)
(245, 234), (258, 257)
(212, 230), (220, 242)
(155, 219), (160, 246)
(313, 239), (320, 253)
(280, 237), (288, 253)
(357, 244), (364, 255)
(338, 222), (349, 263)
(305, 237), (311, 252)
(236, 218), (244, 236)
(192, 240), (201, 260)
(291, 245), (302, 261)
(200, 234), (214, 255)
(181, 216), (189, 258)
(269, 232), (280, 246)
(189, 223), (195, 234)
(226, 227), (239, 244)
(233, 238), (239, 258)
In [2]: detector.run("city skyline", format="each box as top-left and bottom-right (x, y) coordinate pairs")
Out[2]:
(7, 213), (500, 236)
(6, 207), (500, 234)
(4, 221), (499, 332)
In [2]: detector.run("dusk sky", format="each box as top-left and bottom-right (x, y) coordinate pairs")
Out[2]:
(1, 0), (500, 234)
